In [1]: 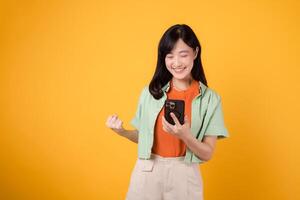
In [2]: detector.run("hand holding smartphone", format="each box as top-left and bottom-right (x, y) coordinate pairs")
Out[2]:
(164, 99), (185, 125)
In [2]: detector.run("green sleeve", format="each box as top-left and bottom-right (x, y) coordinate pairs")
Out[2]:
(130, 87), (147, 131)
(204, 96), (229, 139)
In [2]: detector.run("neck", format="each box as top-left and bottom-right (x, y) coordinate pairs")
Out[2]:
(172, 77), (193, 91)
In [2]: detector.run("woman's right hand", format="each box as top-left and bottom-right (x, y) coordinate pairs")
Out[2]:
(105, 114), (125, 135)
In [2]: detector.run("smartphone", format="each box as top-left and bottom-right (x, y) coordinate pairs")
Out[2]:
(164, 99), (185, 125)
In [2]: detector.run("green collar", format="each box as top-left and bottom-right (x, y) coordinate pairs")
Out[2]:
(161, 80), (207, 96)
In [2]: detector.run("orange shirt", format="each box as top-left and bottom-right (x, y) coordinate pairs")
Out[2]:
(151, 79), (200, 157)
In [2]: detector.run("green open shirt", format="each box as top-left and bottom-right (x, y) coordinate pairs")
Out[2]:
(130, 80), (229, 164)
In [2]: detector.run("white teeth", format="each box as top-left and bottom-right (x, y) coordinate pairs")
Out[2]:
(173, 67), (186, 72)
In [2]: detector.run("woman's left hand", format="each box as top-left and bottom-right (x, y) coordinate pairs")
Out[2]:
(162, 112), (192, 141)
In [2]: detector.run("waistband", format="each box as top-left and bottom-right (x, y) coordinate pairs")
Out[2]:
(149, 153), (185, 162)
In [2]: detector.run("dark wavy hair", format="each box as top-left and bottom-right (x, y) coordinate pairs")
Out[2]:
(149, 24), (208, 99)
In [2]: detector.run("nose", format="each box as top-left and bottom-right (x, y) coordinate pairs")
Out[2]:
(173, 57), (182, 68)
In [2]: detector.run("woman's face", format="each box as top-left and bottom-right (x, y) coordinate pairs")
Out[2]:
(165, 38), (198, 81)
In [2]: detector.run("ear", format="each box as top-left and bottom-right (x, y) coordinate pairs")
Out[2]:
(194, 47), (199, 59)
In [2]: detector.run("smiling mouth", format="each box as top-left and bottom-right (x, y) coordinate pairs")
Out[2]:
(172, 67), (186, 72)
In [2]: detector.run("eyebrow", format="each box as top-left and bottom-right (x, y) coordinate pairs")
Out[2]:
(179, 50), (189, 53)
(168, 50), (189, 54)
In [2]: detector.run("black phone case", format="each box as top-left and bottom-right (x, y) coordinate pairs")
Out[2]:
(164, 99), (185, 125)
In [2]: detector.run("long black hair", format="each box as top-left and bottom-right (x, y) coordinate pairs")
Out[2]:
(149, 24), (208, 100)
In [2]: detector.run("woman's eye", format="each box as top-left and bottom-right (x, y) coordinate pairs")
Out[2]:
(181, 55), (188, 57)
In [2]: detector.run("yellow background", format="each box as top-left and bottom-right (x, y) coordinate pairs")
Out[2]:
(1, 0), (299, 199)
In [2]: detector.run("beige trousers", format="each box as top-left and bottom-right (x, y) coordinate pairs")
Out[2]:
(126, 153), (203, 200)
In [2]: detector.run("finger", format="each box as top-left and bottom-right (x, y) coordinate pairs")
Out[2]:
(162, 122), (171, 133)
(112, 123), (118, 129)
(109, 115), (118, 124)
(162, 116), (170, 127)
(170, 112), (181, 126)
(111, 114), (117, 119)
(106, 115), (112, 125)
(162, 116), (175, 133)
(106, 116), (116, 128)
(162, 125), (171, 133)
(112, 118), (121, 128)
(108, 121), (115, 129)
(107, 115), (113, 124)
(108, 116), (118, 128)
(116, 119), (122, 129)
(162, 126), (167, 132)
(112, 114), (118, 119)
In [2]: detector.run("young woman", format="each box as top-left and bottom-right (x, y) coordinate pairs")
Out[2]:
(106, 24), (229, 200)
